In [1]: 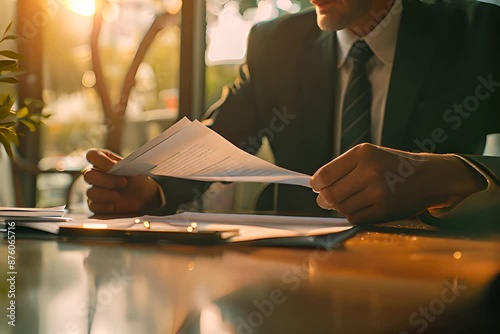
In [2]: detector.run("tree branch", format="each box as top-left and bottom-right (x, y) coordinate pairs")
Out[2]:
(91, 2), (179, 153)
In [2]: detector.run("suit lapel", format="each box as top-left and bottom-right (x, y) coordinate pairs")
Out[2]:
(296, 29), (337, 160)
(381, 0), (439, 148)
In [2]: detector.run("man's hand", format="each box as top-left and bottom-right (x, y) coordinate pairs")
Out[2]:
(310, 143), (487, 224)
(84, 149), (162, 215)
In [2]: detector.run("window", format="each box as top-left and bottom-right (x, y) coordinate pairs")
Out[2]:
(39, 0), (182, 207)
(7, 0), (312, 207)
(204, 0), (312, 110)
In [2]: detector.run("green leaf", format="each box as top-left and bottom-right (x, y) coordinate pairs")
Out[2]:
(0, 64), (19, 73)
(0, 59), (17, 71)
(0, 94), (7, 103)
(0, 76), (19, 84)
(0, 35), (18, 43)
(0, 136), (14, 156)
(16, 106), (29, 119)
(0, 50), (22, 60)
(0, 94), (15, 109)
(3, 22), (13, 36)
(20, 119), (37, 132)
(0, 63), (18, 73)
(0, 130), (15, 156)
(29, 113), (51, 124)
(0, 121), (15, 128)
(4, 126), (18, 146)
(6, 94), (15, 107)
(0, 108), (16, 122)
(39, 113), (52, 120)
(0, 108), (10, 122)
(0, 60), (16, 66)
(0, 112), (15, 123)
(24, 98), (45, 109)
(0, 94), (15, 120)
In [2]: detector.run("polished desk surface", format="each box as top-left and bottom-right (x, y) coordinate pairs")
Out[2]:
(1, 220), (499, 334)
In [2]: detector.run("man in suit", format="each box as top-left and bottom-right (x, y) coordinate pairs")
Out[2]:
(84, 0), (499, 225)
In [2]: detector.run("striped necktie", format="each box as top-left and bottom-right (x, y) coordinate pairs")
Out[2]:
(341, 40), (374, 153)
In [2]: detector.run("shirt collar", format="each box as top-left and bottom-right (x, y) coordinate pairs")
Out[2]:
(336, 0), (403, 68)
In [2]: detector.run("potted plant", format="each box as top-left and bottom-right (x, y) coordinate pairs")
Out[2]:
(0, 22), (47, 157)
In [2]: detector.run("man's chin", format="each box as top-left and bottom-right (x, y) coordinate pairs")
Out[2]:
(316, 13), (345, 32)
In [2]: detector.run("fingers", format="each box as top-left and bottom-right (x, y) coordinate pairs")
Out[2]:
(87, 187), (121, 202)
(87, 187), (143, 214)
(310, 150), (358, 192)
(316, 189), (335, 210)
(312, 154), (365, 209)
(321, 169), (365, 203)
(86, 175), (162, 215)
(87, 199), (115, 215)
(329, 188), (370, 215)
(86, 187), (120, 214)
(84, 149), (128, 214)
(316, 185), (368, 213)
(86, 149), (122, 172)
(345, 205), (378, 225)
(315, 187), (381, 224)
(101, 149), (123, 162)
(83, 168), (127, 189)
(87, 196), (144, 215)
(312, 144), (393, 224)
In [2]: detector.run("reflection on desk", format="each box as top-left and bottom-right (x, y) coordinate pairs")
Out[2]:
(1, 221), (499, 334)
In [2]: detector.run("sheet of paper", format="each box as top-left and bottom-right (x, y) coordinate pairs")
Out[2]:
(112, 117), (192, 169)
(143, 212), (351, 228)
(109, 117), (312, 187)
(143, 212), (353, 242)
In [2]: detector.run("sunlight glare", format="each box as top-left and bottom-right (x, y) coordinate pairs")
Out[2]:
(65, 0), (96, 17)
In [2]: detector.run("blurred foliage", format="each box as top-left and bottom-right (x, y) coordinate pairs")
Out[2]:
(44, 4), (181, 101)
(0, 22), (48, 157)
(42, 3), (181, 157)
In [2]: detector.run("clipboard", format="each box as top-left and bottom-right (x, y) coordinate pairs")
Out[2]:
(58, 225), (240, 244)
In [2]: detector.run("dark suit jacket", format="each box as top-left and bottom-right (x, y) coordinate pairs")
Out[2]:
(159, 0), (500, 219)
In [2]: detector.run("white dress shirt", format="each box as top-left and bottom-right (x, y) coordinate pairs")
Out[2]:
(334, 0), (403, 155)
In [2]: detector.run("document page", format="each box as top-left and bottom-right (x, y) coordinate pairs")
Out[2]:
(143, 212), (353, 242)
(109, 118), (312, 187)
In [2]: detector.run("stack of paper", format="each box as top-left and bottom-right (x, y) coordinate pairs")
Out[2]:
(7, 211), (354, 246)
(0, 206), (73, 235)
(0, 206), (71, 223)
(109, 117), (312, 187)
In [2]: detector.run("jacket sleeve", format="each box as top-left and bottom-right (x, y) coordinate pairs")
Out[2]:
(151, 25), (266, 215)
(418, 154), (500, 229)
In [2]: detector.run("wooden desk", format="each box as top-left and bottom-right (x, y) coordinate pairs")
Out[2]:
(1, 221), (499, 334)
